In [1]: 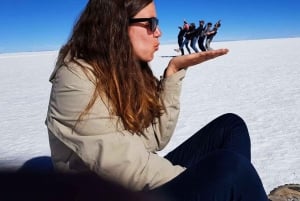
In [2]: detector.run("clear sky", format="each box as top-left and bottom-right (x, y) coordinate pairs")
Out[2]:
(1, 0), (299, 53)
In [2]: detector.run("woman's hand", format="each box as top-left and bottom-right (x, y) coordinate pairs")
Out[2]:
(165, 48), (229, 77)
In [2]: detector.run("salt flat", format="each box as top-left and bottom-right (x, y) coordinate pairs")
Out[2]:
(0, 38), (299, 192)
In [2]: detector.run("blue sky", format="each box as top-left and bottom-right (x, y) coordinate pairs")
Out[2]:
(0, 0), (299, 53)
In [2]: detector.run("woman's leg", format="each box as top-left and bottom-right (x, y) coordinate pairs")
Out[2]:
(151, 113), (268, 201)
(153, 150), (268, 201)
(165, 113), (251, 168)
(151, 114), (268, 201)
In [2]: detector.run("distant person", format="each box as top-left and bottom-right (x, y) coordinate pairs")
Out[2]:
(179, 22), (199, 54)
(175, 26), (187, 55)
(177, 20), (191, 54)
(204, 22), (213, 50)
(205, 20), (221, 50)
(188, 22), (199, 53)
(196, 20), (206, 51)
(46, 0), (269, 201)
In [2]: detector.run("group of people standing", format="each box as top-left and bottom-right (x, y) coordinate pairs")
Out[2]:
(176, 20), (221, 55)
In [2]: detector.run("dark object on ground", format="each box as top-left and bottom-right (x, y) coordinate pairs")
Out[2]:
(0, 171), (158, 201)
(0, 156), (160, 201)
(18, 156), (54, 173)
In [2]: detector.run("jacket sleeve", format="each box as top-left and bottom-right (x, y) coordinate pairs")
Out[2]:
(46, 64), (185, 191)
(141, 69), (187, 151)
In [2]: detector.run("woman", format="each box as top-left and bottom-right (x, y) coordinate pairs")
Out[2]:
(46, 0), (268, 200)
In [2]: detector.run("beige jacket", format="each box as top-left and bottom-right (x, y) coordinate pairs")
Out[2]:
(46, 55), (187, 191)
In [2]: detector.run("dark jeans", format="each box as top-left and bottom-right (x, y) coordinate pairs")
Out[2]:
(178, 37), (185, 55)
(151, 113), (268, 201)
(198, 36), (206, 52)
(180, 38), (191, 54)
(190, 37), (199, 53)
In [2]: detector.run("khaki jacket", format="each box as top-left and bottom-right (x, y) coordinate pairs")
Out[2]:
(46, 55), (186, 191)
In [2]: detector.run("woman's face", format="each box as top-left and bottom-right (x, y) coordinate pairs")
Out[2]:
(128, 2), (162, 62)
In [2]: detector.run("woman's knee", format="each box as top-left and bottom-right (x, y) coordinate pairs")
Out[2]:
(218, 113), (251, 154)
(222, 113), (249, 137)
(218, 113), (247, 127)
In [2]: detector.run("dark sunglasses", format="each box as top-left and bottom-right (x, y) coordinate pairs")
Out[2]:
(129, 17), (159, 32)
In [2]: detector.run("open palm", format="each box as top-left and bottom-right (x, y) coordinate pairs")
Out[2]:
(165, 49), (229, 77)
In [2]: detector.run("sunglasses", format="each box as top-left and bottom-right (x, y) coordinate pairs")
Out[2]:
(129, 17), (159, 32)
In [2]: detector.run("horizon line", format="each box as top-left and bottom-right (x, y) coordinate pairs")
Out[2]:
(1, 36), (299, 55)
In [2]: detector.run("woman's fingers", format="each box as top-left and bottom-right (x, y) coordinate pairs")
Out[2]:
(174, 48), (229, 68)
(165, 48), (229, 77)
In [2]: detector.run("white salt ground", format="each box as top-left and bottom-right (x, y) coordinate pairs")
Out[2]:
(0, 37), (299, 193)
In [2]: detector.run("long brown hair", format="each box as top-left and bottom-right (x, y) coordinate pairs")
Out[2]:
(57, 0), (164, 134)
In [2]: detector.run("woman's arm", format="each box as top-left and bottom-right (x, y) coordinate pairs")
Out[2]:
(46, 64), (185, 191)
(141, 49), (229, 150)
(141, 69), (186, 151)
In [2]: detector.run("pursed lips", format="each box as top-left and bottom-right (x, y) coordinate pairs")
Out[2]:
(154, 42), (160, 50)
